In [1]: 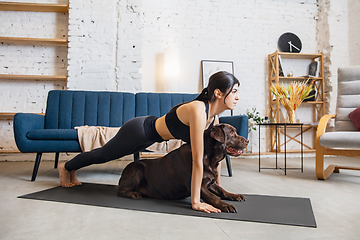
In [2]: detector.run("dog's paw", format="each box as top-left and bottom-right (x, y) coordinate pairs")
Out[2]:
(130, 192), (142, 199)
(233, 194), (246, 202)
(117, 190), (143, 200)
(226, 193), (246, 202)
(219, 203), (237, 213)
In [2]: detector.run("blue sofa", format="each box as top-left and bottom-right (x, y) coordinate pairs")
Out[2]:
(13, 90), (248, 181)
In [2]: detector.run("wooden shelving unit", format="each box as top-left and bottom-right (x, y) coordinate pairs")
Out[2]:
(0, 2), (68, 13)
(0, 112), (44, 120)
(0, 112), (17, 120)
(0, 2), (68, 153)
(277, 76), (323, 81)
(268, 51), (325, 153)
(0, 36), (67, 46)
(0, 1), (69, 84)
(0, 150), (20, 153)
(0, 2), (68, 47)
(0, 74), (67, 81)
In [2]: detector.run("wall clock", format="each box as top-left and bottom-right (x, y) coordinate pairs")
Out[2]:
(278, 32), (302, 53)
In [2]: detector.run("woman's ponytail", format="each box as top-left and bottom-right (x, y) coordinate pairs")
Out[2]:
(170, 71), (239, 111)
(195, 71), (240, 103)
(195, 87), (211, 101)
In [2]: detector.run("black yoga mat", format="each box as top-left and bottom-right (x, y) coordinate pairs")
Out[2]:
(18, 182), (316, 228)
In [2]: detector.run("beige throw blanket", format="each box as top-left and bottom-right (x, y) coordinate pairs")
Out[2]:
(75, 125), (183, 154)
(75, 126), (120, 152)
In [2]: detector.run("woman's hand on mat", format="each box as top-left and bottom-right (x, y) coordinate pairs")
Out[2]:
(192, 202), (221, 213)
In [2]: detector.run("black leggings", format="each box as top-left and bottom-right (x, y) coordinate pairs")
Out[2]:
(65, 116), (155, 171)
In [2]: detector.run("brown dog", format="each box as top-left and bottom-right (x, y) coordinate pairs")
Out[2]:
(117, 124), (249, 213)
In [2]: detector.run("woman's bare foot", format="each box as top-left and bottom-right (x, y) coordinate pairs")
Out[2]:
(70, 170), (82, 186)
(58, 163), (74, 187)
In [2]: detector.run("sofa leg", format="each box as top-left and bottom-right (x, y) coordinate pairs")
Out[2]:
(133, 152), (140, 161)
(31, 153), (42, 182)
(54, 152), (59, 169)
(226, 155), (232, 177)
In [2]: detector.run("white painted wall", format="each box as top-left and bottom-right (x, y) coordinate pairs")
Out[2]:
(348, 0), (360, 66)
(326, 0), (349, 115)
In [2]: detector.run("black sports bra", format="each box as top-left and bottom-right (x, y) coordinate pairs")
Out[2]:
(165, 101), (215, 143)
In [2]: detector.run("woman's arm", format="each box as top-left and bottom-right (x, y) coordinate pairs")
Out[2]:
(187, 103), (221, 213)
(214, 115), (221, 186)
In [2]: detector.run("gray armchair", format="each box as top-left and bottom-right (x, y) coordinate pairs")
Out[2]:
(316, 66), (360, 180)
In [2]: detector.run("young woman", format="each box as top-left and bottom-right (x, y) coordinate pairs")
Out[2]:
(58, 71), (240, 213)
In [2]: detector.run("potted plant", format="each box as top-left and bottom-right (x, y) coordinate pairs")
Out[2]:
(246, 107), (265, 132)
(270, 80), (314, 123)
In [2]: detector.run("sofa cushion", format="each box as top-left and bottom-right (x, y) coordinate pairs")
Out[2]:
(45, 90), (135, 129)
(320, 131), (360, 149)
(135, 93), (198, 117)
(335, 67), (360, 131)
(27, 129), (78, 140)
(349, 106), (360, 131)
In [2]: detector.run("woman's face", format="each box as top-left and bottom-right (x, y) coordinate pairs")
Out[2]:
(224, 84), (239, 110)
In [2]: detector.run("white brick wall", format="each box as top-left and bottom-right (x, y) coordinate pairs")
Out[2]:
(0, 0), (68, 151)
(0, 45), (68, 75)
(1, 0), (358, 153)
(67, 0), (117, 90)
(67, 0), (143, 92)
(141, 0), (318, 151)
(115, 0), (143, 92)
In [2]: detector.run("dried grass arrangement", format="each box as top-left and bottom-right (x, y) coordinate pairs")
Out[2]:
(270, 80), (315, 123)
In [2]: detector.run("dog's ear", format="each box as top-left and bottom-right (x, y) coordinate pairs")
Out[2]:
(210, 125), (226, 143)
